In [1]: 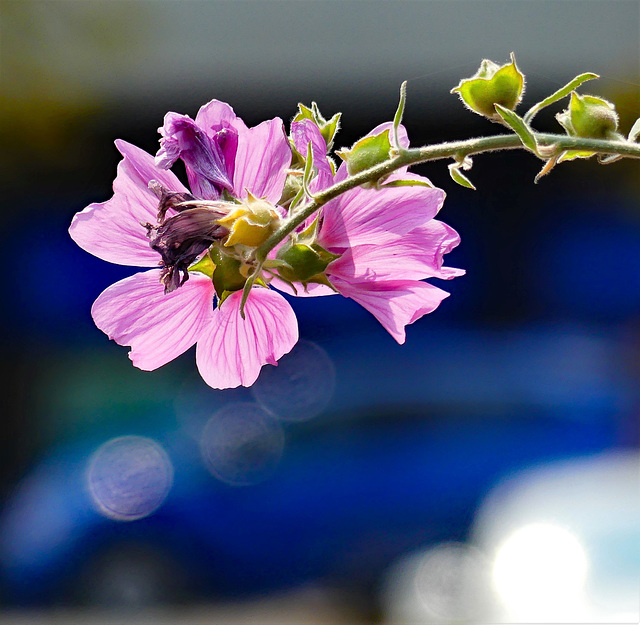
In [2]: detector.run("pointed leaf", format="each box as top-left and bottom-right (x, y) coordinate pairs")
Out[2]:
(393, 81), (408, 151)
(494, 104), (538, 153)
(628, 117), (640, 142)
(382, 178), (434, 188)
(523, 73), (599, 124)
(448, 163), (476, 190)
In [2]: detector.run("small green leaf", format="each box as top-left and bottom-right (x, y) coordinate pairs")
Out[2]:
(628, 117), (640, 142)
(494, 104), (538, 153)
(188, 253), (215, 278)
(392, 81), (407, 151)
(302, 142), (316, 199)
(557, 149), (595, 163)
(523, 73), (599, 124)
(448, 162), (476, 190)
(382, 178), (434, 188)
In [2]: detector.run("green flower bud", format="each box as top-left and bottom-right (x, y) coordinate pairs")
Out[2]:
(556, 92), (620, 140)
(209, 246), (247, 298)
(276, 242), (339, 283)
(336, 130), (393, 177)
(451, 52), (525, 120)
(216, 192), (280, 248)
(293, 102), (341, 150)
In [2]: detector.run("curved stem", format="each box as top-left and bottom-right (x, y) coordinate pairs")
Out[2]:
(255, 132), (640, 262)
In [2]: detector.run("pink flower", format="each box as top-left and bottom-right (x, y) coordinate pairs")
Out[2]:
(69, 100), (298, 389)
(281, 119), (464, 344)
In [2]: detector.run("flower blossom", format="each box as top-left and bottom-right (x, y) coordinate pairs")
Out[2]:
(277, 119), (464, 344)
(69, 100), (298, 389)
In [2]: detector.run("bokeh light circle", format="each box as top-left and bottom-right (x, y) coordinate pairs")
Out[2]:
(251, 340), (335, 422)
(86, 436), (174, 521)
(200, 402), (285, 486)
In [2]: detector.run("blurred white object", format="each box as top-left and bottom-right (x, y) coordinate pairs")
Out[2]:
(380, 542), (494, 624)
(474, 450), (640, 623)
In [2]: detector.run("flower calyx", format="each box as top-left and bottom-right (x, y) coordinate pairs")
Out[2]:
(208, 244), (250, 304)
(555, 92), (623, 162)
(452, 52), (525, 121)
(293, 102), (341, 152)
(216, 192), (282, 248)
(275, 219), (339, 289)
(336, 130), (393, 181)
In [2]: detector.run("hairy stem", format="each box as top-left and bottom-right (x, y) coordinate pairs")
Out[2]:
(255, 132), (640, 262)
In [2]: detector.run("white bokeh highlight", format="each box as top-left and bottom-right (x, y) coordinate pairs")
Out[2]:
(200, 402), (285, 486)
(251, 340), (336, 422)
(86, 436), (174, 522)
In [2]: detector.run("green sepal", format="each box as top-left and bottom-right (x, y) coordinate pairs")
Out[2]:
(451, 52), (524, 120)
(557, 149), (597, 163)
(293, 102), (341, 150)
(392, 81), (408, 151)
(336, 130), (393, 176)
(448, 161), (476, 190)
(523, 72), (599, 124)
(302, 142), (316, 198)
(627, 117), (640, 142)
(276, 242), (340, 283)
(209, 246), (247, 298)
(302, 273), (338, 293)
(217, 290), (235, 307)
(382, 178), (434, 188)
(494, 104), (538, 153)
(189, 253), (215, 278)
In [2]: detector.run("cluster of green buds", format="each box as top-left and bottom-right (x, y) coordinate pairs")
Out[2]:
(449, 52), (638, 183)
(189, 192), (282, 304)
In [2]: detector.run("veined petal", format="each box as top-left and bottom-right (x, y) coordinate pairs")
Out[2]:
(334, 278), (450, 344)
(69, 140), (187, 267)
(291, 119), (334, 191)
(195, 99), (245, 133)
(91, 269), (215, 371)
(196, 288), (298, 389)
(232, 118), (290, 204)
(329, 219), (464, 282)
(319, 183), (445, 250)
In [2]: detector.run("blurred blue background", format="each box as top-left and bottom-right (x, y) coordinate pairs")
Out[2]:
(2, 1), (639, 623)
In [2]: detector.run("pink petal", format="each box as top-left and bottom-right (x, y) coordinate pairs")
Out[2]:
(232, 118), (290, 203)
(319, 184), (446, 250)
(195, 99), (245, 132)
(291, 119), (334, 191)
(196, 288), (298, 389)
(329, 219), (464, 282)
(92, 270), (215, 370)
(334, 278), (450, 344)
(69, 140), (187, 267)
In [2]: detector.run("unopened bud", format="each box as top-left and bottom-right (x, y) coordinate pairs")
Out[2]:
(556, 92), (620, 140)
(216, 192), (280, 248)
(451, 52), (524, 120)
(276, 242), (339, 283)
(336, 130), (393, 177)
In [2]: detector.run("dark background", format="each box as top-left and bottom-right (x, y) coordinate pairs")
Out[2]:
(1, 1), (639, 622)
